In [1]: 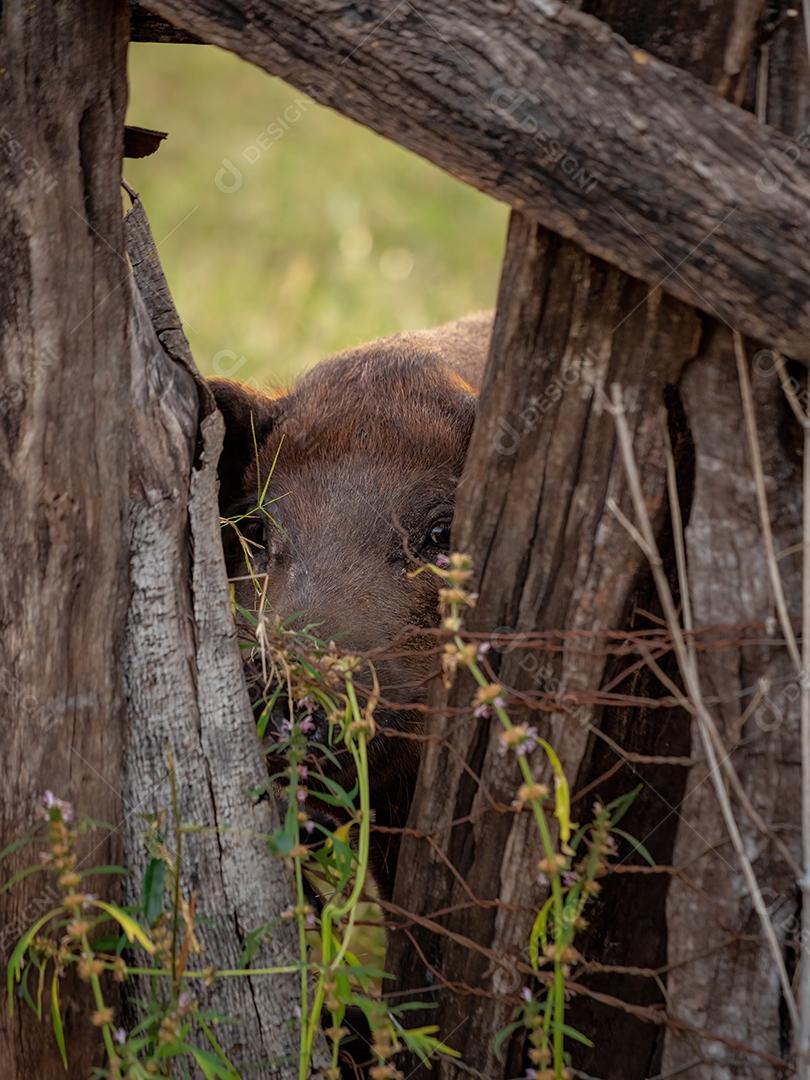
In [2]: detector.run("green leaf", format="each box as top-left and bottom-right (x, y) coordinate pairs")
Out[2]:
(198, 1016), (237, 1069)
(88, 935), (125, 953)
(0, 831), (37, 864)
(604, 784), (642, 827)
(36, 957), (47, 1020)
(238, 922), (276, 966)
(391, 1000), (438, 1014)
(18, 960), (37, 1015)
(334, 968), (352, 1004)
(529, 897), (553, 970)
(50, 969), (68, 1069)
(561, 1021), (594, 1047)
(256, 686), (283, 740)
(612, 826), (655, 867)
(141, 857), (167, 924)
(493, 1019), (523, 1060)
(538, 737), (571, 843)
(7, 907), (63, 1012)
(308, 741), (343, 770)
(233, 602), (258, 628)
(399, 1024), (461, 1063)
(0, 863), (46, 896)
(87, 900), (154, 953)
(307, 789), (356, 811)
(188, 1044), (238, 1079)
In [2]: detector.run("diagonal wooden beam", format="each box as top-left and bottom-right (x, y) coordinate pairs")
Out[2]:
(130, 4), (201, 42)
(141, 0), (810, 357)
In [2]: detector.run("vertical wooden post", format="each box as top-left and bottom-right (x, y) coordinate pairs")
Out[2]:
(0, 4), (130, 1076)
(387, 3), (802, 1076)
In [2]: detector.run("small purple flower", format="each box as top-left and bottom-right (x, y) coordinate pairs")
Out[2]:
(299, 716), (316, 735)
(42, 791), (74, 821)
(303, 819), (315, 835)
(562, 871), (579, 888)
(178, 991), (192, 1010)
(537, 873), (549, 888)
(298, 765), (309, 781)
(296, 788), (307, 803)
(306, 912), (317, 928)
(81, 893), (98, 910)
(280, 718), (293, 737)
(298, 695), (315, 713)
(113, 1027), (126, 1045)
(473, 703), (491, 719)
(436, 553), (451, 568)
(525, 1071), (538, 1080)
(493, 696), (507, 710)
(520, 986), (532, 1003)
(477, 642), (491, 658)
(293, 1004), (302, 1021)
(515, 726), (539, 757)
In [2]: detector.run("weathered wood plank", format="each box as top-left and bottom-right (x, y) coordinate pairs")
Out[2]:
(123, 195), (328, 1076)
(142, 0), (810, 358)
(0, 4), (130, 1076)
(385, 1), (803, 1077)
(130, 4), (201, 43)
(386, 214), (702, 1079)
(660, 8), (808, 1071)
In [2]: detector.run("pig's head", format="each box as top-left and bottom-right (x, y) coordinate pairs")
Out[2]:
(210, 316), (490, 893)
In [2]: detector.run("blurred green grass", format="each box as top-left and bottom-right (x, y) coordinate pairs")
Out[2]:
(126, 43), (507, 386)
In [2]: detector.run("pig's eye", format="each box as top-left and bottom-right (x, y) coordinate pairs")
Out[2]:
(425, 518), (452, 553)
(240, 515), (266, 549)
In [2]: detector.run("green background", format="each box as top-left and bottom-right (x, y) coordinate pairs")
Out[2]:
(126, 43), (507, 387)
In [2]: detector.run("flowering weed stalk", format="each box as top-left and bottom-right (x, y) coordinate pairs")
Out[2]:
(429, 553), (645, 1079)
(247, 611), (457, 1080)
(2, 786), (304, 1078)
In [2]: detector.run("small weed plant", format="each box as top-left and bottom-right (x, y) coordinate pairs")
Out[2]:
(428, 553), (650, 1079)
(2, 471), (642, 1080)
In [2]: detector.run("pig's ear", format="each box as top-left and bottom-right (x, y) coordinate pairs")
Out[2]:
(208, 379), (280, 509)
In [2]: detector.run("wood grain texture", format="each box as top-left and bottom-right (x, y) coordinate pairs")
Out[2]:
(124, 197), (327, 1075)
(659, 331), (802, 1076)
(386, 215), (702, 1080)
(140, 0), (810, 359)
(659, 8), (807, 1072)
(385, 1), (803, 1077)
(130, 4), (201, 42)
(0, 3), (130, 1076)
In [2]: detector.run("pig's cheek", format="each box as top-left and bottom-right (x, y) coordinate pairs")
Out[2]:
(232, 572), (265, 618)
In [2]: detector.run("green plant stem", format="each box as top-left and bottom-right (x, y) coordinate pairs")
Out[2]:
(454, 617), (567, 1077)
(97, 962), (306, 978)
(295, 855), (311, 1080)
(167, 746), (182, 997)
(301, 675), (372, 1075)
(82, 935), (118, 1065)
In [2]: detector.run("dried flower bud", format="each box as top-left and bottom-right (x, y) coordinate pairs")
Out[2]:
(518, 783), (549, 803)
(529, 1045), (551, 1065)
(536, 853), (568, 875)
(474, 683), (504, 706)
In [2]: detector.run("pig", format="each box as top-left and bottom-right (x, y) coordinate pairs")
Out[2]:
(210, 313), (492, 898)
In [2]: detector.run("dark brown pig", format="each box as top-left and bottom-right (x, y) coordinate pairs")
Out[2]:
(210, 314), (491, 896)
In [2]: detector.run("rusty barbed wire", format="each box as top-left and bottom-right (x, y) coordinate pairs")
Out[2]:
(303, 615), (804, 1075)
